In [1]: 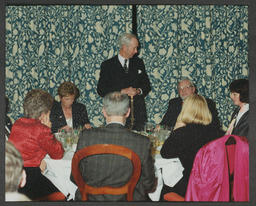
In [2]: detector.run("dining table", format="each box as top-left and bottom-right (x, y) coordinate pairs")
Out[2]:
(42, 128), (184, 201)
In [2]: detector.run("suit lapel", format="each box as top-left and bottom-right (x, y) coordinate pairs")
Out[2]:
(235, 111), (248, 128)
(113, 55), (125, 72)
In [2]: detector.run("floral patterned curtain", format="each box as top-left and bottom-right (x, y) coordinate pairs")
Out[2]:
(6, 5), (248, 129)
(6, 5), (132, 126)
(138, 5), (248, 128)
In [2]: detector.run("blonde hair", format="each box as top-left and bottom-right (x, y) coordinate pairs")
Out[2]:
(177, 94), (212, 125)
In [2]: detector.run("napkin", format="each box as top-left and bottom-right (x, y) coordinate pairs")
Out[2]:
(161, 158), (184, 187)
(154, 157), (184, 187)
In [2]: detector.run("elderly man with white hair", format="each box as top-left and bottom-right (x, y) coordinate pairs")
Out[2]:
(97, 33), (151, 131)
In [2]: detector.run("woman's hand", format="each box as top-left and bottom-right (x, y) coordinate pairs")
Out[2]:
(39, 111), (52, 128)
(154, 124), (161, 132)
(39, 160), (47, 173)
(59, 125), (72, 132)
(84, 123), (92, 129)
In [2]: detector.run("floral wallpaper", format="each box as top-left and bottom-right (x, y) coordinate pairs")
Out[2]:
(6, 5), (248, 130)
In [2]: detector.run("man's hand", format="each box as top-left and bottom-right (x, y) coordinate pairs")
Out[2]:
(84, 123), (92, 129)
(121, 87), (140, 97)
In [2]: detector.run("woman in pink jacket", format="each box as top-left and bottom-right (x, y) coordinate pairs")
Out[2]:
(9, 89), (64, 200)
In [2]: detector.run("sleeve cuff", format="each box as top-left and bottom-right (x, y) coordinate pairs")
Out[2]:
(137, 88), (143, 95)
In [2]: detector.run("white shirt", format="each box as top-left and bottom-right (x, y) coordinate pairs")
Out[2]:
(118, 54), (129, 68)
(106, 121), (125, 126)
(66, 117), (73, 128)
(235, 103), (249, 126)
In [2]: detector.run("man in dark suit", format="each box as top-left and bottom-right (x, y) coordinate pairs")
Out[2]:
(71, 92), (156, 201)
(158, 78), (221, 130)
(97, 33), (151, 131)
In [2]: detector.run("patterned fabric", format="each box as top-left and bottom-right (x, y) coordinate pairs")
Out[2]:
(5, 5), (248, 129)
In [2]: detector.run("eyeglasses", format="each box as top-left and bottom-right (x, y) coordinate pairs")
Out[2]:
(178, 85), (193, 90)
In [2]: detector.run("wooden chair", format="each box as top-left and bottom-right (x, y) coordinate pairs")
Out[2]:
(164, 192), (185, 201)
(33, 192), (66, 201)
(71, 144), (141, 201)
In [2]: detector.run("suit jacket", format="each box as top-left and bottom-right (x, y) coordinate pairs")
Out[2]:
(185, 135), (249, 201)
(230, 107), (249, 138)
(160, 97), (221, 129)
(50, 101), (90, 133)
(97, 55), (151, 130)
(71, 123), (156, 201)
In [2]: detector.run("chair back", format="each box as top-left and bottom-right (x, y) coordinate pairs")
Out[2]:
(71, 144), (141, 201)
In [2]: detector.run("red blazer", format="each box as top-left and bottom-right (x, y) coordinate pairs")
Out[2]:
(9, 118), (64, 167)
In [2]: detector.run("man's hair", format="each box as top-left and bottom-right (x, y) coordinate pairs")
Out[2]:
(118, 33), (137, 49)
(103, 92), (129, 116)
(23, 89), (53, 119)
(58, 81), (79, 99)
(5, 141), (23, 192)
(229, 79), (249, 103)
(177, 94), (212, 125)
(177, 77), (195, 89)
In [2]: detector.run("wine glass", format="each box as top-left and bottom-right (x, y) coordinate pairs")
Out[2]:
(144, 122), (154, 134)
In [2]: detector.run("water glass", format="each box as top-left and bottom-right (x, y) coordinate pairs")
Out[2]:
(144, 122), (154, 134)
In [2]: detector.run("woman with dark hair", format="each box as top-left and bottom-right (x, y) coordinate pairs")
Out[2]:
(50, 81), (91, 133)
(226, 78), (249, 137)
(8, 89), (64, 200)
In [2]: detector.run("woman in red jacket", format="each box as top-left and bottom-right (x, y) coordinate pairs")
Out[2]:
(9, 89), (64, 200)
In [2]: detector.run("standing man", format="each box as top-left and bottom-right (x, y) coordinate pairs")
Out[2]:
(97, 33), (151, 131)
(71, 92), (156, 201)
(158, 78), (221, 130)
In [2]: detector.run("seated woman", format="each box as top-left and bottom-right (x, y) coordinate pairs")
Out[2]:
(50, 81), (91, 133)
(8, 89), (64, 200)
(160, 94), (224, 199)
(226, 79), (249, 138)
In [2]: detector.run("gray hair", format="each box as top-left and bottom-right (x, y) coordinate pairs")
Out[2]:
(5, 141), (23, 192)
(103, 92), (129, 116)
(23, 89), (53, 119)
(177, 77), (195, 89)
(118, 33), (137, 49)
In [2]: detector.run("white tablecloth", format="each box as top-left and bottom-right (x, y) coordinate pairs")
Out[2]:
(148, 149), (184, 201)
(43, 145), (184, 201)
(43, 147), (77, 200)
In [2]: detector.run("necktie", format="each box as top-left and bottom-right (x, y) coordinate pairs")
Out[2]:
(124, 59), (128, 73)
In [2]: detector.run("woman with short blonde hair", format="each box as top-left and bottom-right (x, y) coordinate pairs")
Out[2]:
(160, 94), (224, 199)
(176, 94), (212, 127)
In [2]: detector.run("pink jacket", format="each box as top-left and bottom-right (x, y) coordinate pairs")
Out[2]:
(185, 135), (249, 202)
